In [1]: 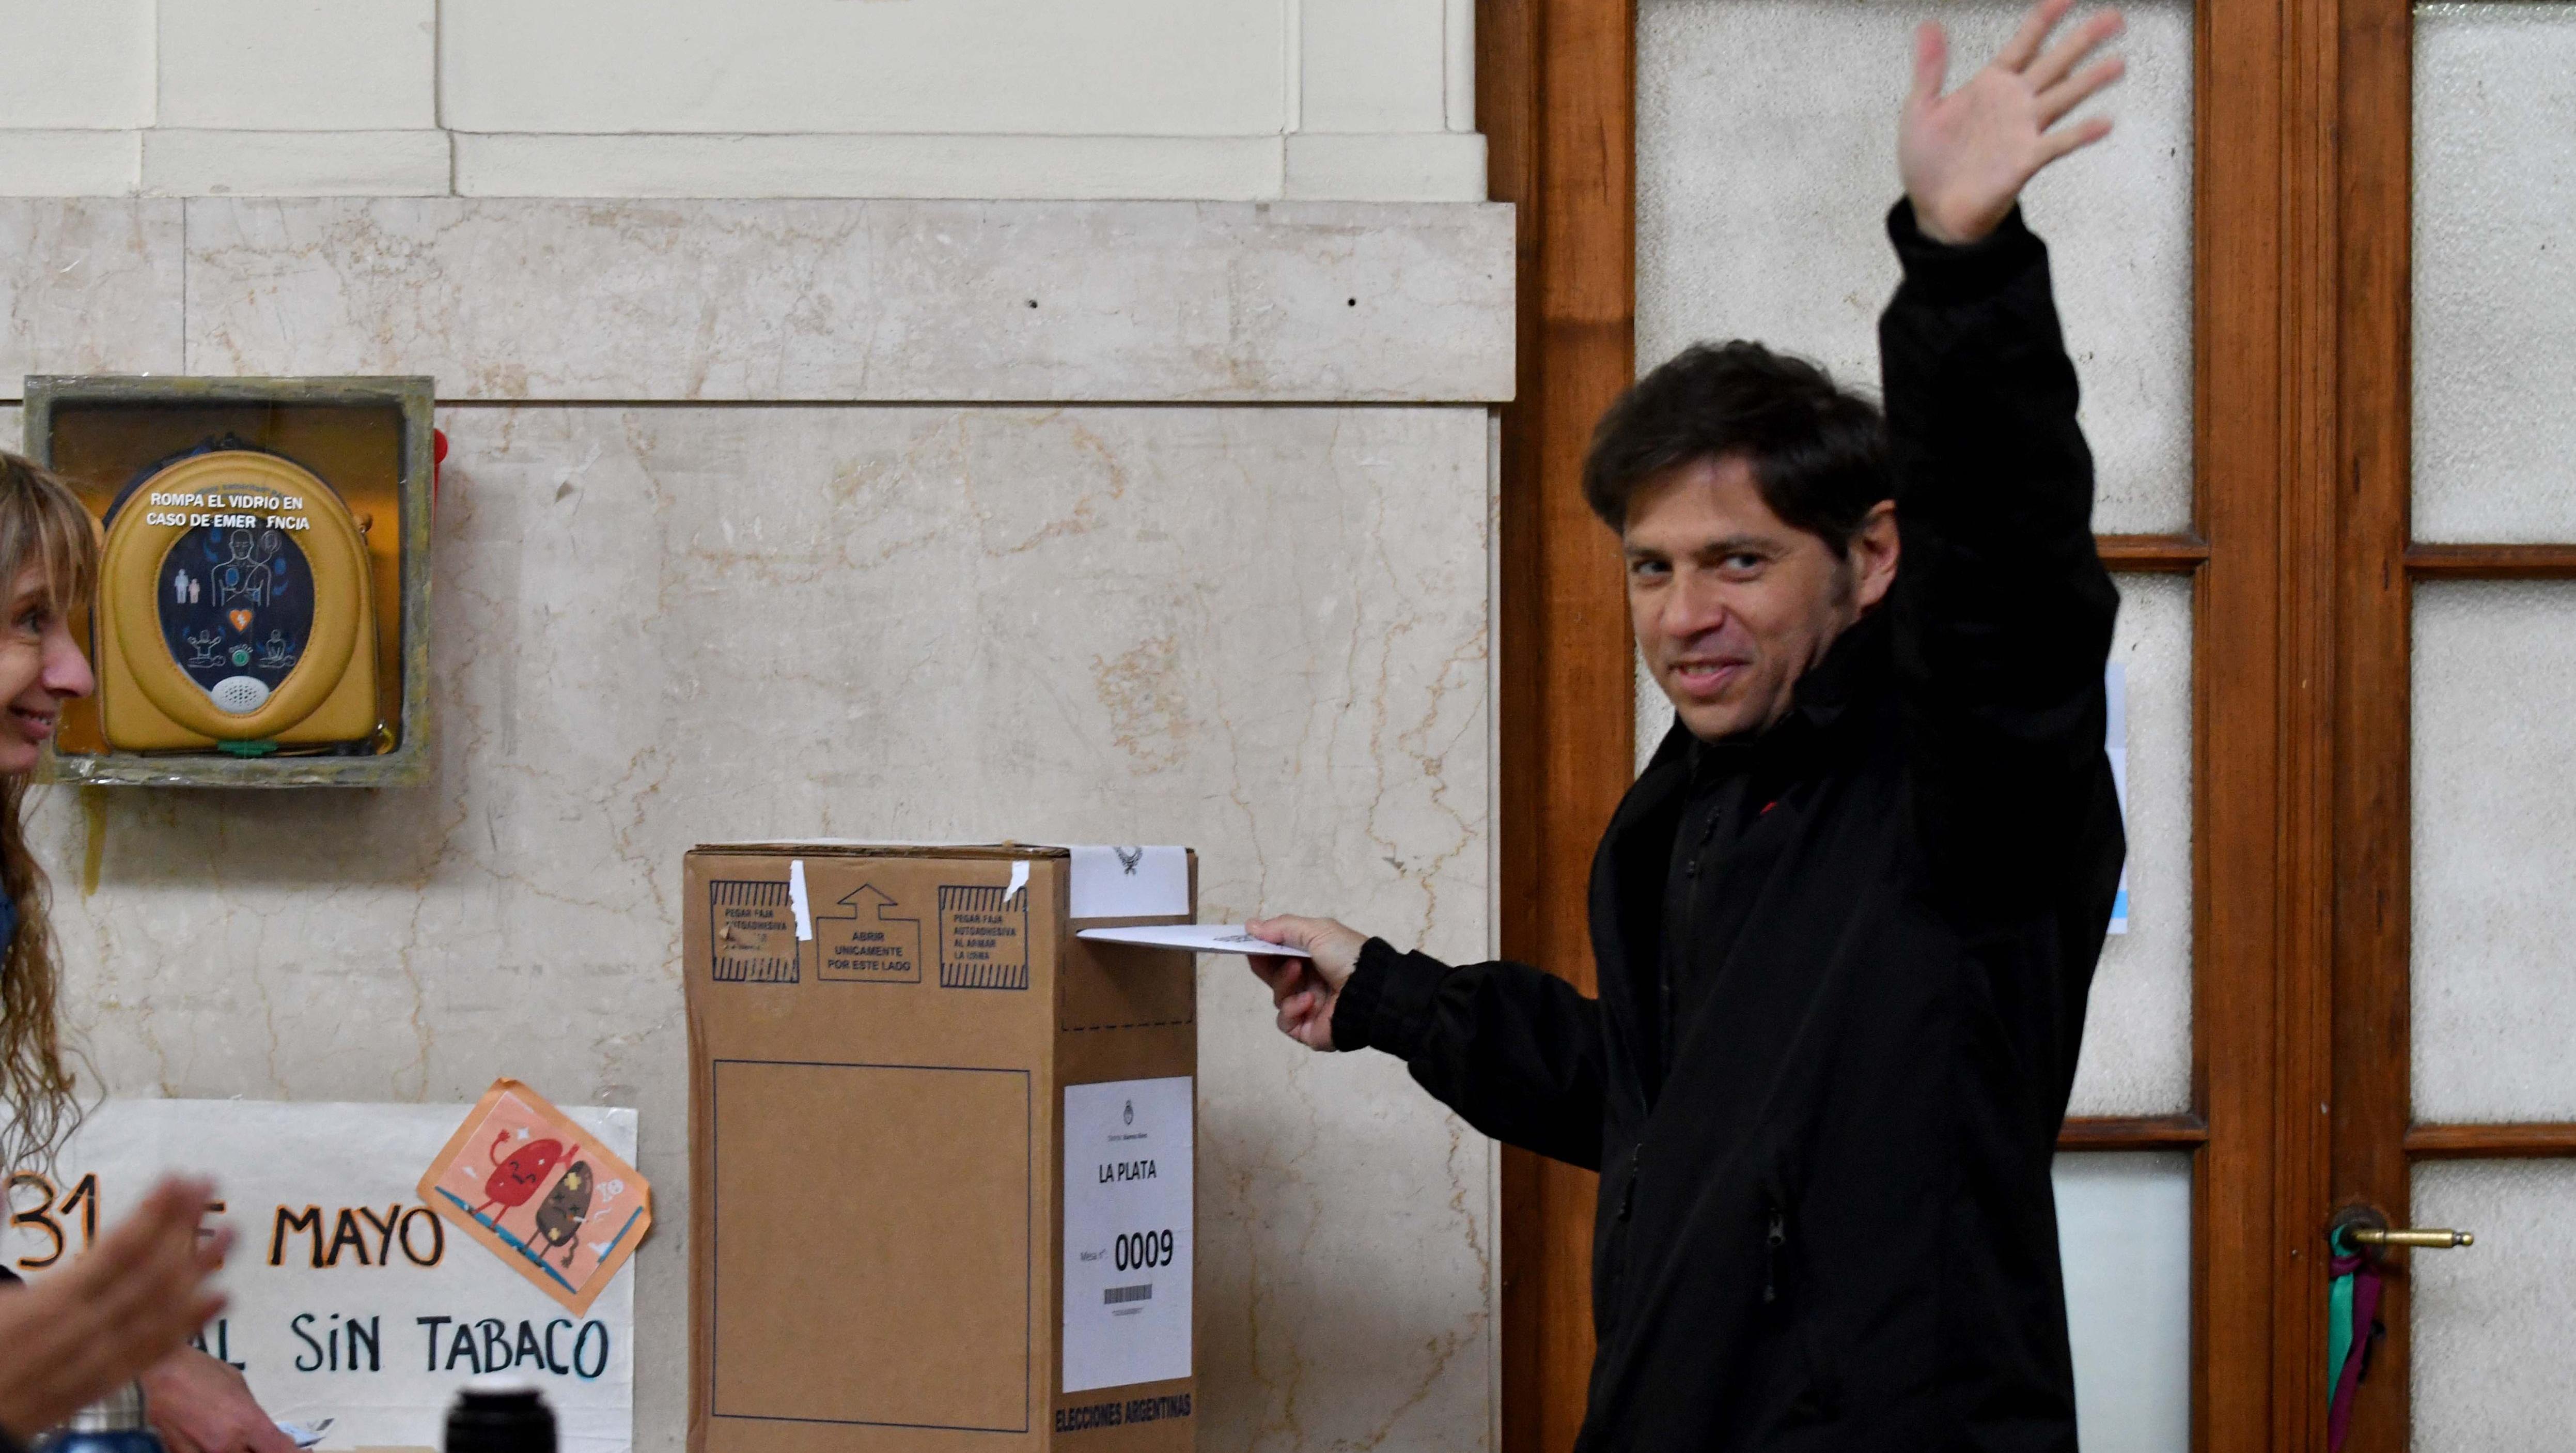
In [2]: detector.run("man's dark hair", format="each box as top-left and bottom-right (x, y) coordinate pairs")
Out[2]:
(1581, 341), (1891, 554)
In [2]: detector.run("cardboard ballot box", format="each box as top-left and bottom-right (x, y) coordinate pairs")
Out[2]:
(686, 843), (1199, 1453)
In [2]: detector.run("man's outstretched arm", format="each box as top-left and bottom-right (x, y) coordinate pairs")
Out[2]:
(1246, 917), (1608, 1171)
(1882, 0), (2129, 915)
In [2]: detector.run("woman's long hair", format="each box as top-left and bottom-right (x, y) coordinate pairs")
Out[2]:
(0, 452), (99, 1173)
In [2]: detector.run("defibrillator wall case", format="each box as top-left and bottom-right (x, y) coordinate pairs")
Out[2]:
(24, 376), (433, 787)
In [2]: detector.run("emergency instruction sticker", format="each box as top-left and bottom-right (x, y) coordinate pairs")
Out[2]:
(1061, 1076), (1193, 1393)
(939, 883), (1031, 989)
(709, 880), (799, 983)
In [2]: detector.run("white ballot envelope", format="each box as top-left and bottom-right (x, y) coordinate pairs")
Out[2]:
(1075, 923), (1312, 958)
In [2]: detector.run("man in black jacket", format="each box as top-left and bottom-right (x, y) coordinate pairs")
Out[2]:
(1245, 3), (2130, 1447)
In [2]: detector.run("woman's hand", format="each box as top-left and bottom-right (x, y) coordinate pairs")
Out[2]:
(0, 1176), (231, 1441)
(1242, 915), (1368, 1051)
(1900, 0), (2127, 245)
(140, 1346), (296, 1453)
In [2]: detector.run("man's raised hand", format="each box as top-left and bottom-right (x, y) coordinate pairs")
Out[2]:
(1900, 0), (2125, 245)
(1242, 915), (1366, 1052)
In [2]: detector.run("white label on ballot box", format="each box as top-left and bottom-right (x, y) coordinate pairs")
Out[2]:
(1061, 1075), (1194, 1393)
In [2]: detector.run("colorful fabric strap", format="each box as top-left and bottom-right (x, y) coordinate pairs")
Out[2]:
(2325, 1229), (2385, 1451)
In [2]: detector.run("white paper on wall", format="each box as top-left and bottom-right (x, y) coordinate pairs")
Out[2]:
(2106, 663), (2131, 935)
(0, 1100), (637, 1453)
(1059, 1077), (1193, 1394)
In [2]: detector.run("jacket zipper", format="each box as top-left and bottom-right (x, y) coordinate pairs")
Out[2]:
(1594, 1146), (1643, 1343)
(1762, 1201), (1787, 1305)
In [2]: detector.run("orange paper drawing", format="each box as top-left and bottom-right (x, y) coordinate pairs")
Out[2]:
(418, 1078), (650, 1315)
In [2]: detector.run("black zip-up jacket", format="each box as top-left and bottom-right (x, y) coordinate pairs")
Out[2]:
(1, 1264), (24, 1453)
(1330, 204), (2124, 1451)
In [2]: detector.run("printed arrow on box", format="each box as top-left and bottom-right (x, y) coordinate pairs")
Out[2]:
(811, 882), (924, 982)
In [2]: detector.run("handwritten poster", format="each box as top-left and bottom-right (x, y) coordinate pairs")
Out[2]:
(1, 1100), (637, 1453)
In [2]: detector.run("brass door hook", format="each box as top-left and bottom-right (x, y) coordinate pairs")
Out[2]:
(2345, 1226), (2473, 1249)
(2329, 1203), (2475, 1260)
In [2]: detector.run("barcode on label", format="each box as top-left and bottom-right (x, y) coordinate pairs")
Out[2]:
(1104, 1284), (1154, 1306)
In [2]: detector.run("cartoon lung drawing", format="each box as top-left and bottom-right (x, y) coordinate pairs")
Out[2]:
(530, 1160), (595, 1267)
(472, 1130), (579, 1222)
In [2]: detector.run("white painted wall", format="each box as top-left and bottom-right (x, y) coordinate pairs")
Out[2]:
(0, 0), (1483, 201)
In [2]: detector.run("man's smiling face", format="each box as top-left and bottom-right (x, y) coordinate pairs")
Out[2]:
(1623, 453), (1897, 741)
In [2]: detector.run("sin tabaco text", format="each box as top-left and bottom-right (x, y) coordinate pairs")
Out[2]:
(7, 1173), (614, 1382)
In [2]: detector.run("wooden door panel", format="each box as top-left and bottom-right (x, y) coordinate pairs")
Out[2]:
(1491, 0), (2302, 1443)
(2339, 0), (2576, 1447)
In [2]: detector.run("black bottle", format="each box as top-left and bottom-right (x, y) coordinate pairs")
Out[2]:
(443, 1385), (555, 1453)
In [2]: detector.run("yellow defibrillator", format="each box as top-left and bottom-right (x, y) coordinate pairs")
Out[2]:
(96, 449), (380, 752)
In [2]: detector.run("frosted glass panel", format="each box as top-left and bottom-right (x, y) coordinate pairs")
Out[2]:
(2413, 5), (2576, 543)
(2055, 1152), (2191, 1453)
(2072, 574), (2192, 1115)
(2413, 584), (2576, 1121)
(2411, 1161), (2576, 1450)
(1637, 0), (2194, 534)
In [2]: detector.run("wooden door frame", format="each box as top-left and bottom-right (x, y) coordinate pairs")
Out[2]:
(1479, 0), (2316, 1446)
(2330, 0), (2412, 1443)
(1479, 2), (1635, 1447)
(2333, 0), (2576, 1448)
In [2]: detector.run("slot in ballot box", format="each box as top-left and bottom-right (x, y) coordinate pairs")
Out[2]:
(685, 843), (1199, 1453)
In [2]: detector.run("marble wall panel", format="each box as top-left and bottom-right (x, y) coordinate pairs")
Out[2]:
(179, 198), (1516, 403)
(0, 199), (184, 384)
(441, 0), (1286, 136)
(36, 403), (1495, 1452)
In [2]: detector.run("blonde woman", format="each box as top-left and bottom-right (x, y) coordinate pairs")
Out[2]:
(0, 454), (289, 1453)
